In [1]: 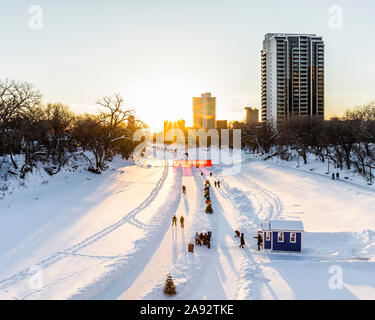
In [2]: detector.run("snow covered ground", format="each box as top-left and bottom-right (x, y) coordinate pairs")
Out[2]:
(0, 147), (375, 299)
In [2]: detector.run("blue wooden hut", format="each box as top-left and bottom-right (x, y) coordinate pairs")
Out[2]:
(260, 220), (304, 252)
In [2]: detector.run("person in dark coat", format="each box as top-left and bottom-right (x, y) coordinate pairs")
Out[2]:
(253, 234), (263, 250)
(336, 172), (340, 179)
(195, 232), (200, 245)
(217, 181), (220, 188)
(234, 230), (240, 238)
(239, 233), (245, 248)
(200, 172), (203, 176)
(199, 233), (204, 245)
(202, 233), (207, 245)
(171, 215), (177, 226)
(180, 216), (184, 228)
(332, 173), (335, 180)
(210, 172), (212, 177)
(182, 185), (186, 194)
(214, 181), (217, 187)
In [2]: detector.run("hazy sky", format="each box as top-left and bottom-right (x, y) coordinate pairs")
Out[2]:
(1, 0), (374, 130)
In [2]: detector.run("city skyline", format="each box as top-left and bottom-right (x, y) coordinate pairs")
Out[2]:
(1, 0), (375, 131)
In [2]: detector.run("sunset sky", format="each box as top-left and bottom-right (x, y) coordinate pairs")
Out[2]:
(1, 0), (374, 131)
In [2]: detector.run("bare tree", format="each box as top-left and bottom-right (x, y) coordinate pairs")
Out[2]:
(0, 79), (42, 169)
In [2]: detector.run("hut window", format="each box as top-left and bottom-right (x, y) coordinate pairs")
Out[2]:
(290, 233), (296, 243)
(277, 232), (284, 242)
(266, 232), (270, 241)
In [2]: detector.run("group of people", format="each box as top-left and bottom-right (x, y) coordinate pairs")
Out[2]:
(194, 232), (211, 249)
(235, 230), (264, 250)
(332, 172), (340, 180)
(171, 214), (184, 228)
(213, 181), (221, 188)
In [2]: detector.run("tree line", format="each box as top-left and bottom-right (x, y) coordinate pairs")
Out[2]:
(242, 101), (375, 181)
(0, 79), (145, 178)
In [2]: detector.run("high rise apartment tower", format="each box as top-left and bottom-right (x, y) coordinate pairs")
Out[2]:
(193, 92), (216, 129)
(261, 33), (324, 127)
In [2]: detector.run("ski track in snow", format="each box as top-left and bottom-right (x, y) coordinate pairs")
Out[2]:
(214, 168), (283, 300)
(0, 161), (173, 297)
(71, 164), (182, 299)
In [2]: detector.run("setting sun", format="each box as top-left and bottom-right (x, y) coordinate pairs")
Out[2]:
(127, 76), (200, 132)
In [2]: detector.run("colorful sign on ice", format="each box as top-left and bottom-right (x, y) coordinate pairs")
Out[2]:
(173, 160), (212, 167)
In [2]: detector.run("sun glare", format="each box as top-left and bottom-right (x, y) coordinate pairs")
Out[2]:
(129, 77), (198, 132)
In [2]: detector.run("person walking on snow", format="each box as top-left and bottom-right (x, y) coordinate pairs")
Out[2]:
(214, 181), (217, 188)
(199, 233), (204, 245)
(253, 234), (263, 250)
(171, 215), (177, 226)
(217, 181), (220, 188)
(195, 232), (200, 245)
(182, 185), (186, 194)
(180, 216), (184, 228)
(239, 233), (245, 248)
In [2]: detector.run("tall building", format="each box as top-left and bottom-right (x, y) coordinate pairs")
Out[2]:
(193, 92), (216, 129)
(261, 33), (324, 127)
(244, 107), (259, 124)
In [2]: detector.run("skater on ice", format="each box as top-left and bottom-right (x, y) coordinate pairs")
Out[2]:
(172, 215), (177, 226)
(182, 185), (186, 194)
(240, 233), (245, 248)
(180, 216), (184, 228)
(199, 233), (204, 245)
(195, 232), (200, 245)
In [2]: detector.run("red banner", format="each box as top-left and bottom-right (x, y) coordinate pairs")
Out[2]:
(173, 160), (212, 167)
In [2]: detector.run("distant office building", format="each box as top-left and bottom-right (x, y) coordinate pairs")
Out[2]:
(261, 33), (324, 127)
(245, 107), (259, 124)
(216, 120), (228, 130)
(193, 92), (216, 129)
